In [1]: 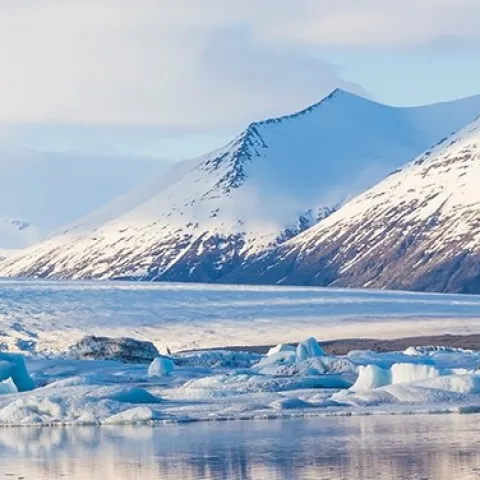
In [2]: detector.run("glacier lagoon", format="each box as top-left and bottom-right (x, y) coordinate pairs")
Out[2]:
(0, 280), (479, 423)
(0, 416), (480, 479)
(0, 280), (479, 478)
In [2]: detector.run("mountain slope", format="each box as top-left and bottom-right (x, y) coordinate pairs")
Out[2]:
(2, 90), (480, 282)
(229, 116), (480, 293)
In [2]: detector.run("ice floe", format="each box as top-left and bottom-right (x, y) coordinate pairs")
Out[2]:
(0, 338), (478, 426)
(148, 356), (175, 377)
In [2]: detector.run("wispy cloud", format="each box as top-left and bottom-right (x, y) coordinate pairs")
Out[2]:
(0, 0), (476, 129)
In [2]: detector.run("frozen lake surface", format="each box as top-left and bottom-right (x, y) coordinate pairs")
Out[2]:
(1, 280), (479, 354)
(0, 415), (479, 479)
(0, 280), (479, 426)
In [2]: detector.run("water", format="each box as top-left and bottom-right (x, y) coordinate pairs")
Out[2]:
(0, 415), (479, 479)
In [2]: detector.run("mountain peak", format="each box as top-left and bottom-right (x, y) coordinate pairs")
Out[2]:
(216, 88), (369, 191)
(327, 87), (353, 97)
(3, 93), (480, 284)
(232, 115), (480, 293)
(249, 89), (366, 130)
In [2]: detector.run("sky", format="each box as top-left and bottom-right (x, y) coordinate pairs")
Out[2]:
(0, 0), (480, 160)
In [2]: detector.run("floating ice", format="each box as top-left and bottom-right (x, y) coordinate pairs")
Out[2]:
(404, 345), (474, 356)
(148, 356), (174, 377)
(351, 365), (392, 391)
(0, 378), (17, 395)
(352, 363), (442, 391)
(296, 337), (324, 361)
(0, 352), (34, 392)
(391, 363), (441, 384)
(253, 351), (296, 372)
(68, 336), (159, 364)
(175, 350), (261, 369)
(0, 339), (477, 425)
(269, 397), (312, 410)
(254, 354), (355, 378)
(266, 344), (296, 357)
(103, 386), (162, 404)
(254, 338), (342, 377)
(104, 406), (159, 424)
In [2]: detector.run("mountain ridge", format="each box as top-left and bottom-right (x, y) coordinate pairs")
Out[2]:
(2, 90), (480, 284)
(227, 116), (480, 293)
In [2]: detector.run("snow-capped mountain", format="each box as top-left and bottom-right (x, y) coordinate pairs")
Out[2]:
(229, 116), (480, 293)
(0, 217), (40, 258)
(2, 89), (480, 282)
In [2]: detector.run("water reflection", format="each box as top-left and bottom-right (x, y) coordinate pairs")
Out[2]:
(0, 415), (479, 479)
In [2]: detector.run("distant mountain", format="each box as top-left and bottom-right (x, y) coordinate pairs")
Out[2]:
(2, 89), (480, 282)
(0, 149), (170, 234)
(0, 217), (39, 256)
(229, 116), (480, 293)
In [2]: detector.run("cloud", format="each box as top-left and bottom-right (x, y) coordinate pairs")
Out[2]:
(258, 0), (480, 48)
(0, 0), (477, 129)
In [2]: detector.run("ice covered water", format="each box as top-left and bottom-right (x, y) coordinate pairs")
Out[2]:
(0, 415), (479, 480)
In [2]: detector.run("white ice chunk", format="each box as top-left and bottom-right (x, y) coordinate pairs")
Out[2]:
(266, 344), (296, 357)
(253, 351), (296, 371)
(390, 363), (440, 384)
(296, 337), (324, 361)
(404, 345), (474, 356)
(0, 378), (18, 395)
(0, 352), (34, 392)
(269, 397), (312, 410)
(104, 406), (158, 424)
(148, 356), (174, 377)
(68, 336), (159, 364)
(352, 363), (442, 391)
(419, 374), (480, 395)
(254, 354), (355, 378)
(175, 350), (260, 368)
(106, 386), (162, 404)
(351, 365), (392, 391)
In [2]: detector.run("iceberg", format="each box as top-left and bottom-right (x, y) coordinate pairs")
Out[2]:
(148, 356), (175, 377)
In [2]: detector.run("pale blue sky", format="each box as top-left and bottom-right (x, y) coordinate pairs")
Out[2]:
(318, 45), (480, 107)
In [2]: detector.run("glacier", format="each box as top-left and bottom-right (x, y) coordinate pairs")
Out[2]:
(0, 280), (479, 354)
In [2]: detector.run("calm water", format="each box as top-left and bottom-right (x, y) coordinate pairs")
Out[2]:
(0, 416), (479, 479)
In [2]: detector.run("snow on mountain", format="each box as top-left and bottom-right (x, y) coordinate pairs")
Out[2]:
(230, 116), (480, 293)
(2, 89), (480, 282)
(0, 217), (40, 258)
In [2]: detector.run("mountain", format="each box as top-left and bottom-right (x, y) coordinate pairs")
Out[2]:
(228, 116), (480, 293)
(0, 217), (39, 258)
(2, 89), (480, 282)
